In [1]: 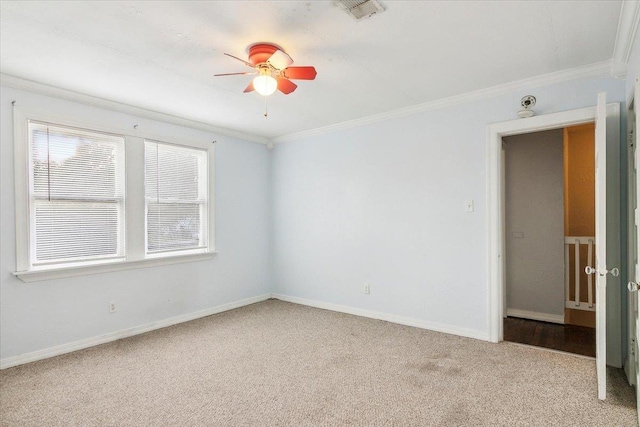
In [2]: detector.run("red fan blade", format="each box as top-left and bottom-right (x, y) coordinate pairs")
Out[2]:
(214, 72), (257, 77)
(281, 66), (317, 80)
(224, 53), (255, 68)
(267, 49), (293, 70)
(277, 78), (297, 95)
(243, 81), (255, 93)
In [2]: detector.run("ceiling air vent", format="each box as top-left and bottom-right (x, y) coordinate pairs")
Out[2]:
(335, 0), (384, 21)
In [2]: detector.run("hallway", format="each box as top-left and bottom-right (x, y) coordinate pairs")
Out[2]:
(504, 317), (596, 357)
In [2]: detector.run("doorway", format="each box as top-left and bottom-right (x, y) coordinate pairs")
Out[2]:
(487, 104), (621, 346)
(501, 125), (595, 357)
(625, 82), (638, 395)
(486, 100), (621, 400)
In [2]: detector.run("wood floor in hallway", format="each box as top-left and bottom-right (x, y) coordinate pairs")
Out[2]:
(503, 316), (596, 357)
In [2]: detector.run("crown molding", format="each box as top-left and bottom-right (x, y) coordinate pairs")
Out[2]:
(613, 0), (640, 65)
(0, 73), (269, 145)
(610, 60), (628, 80)
(270, 60), (614, 144)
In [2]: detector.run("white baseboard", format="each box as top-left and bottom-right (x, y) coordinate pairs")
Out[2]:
(0, 293), (272, 370)
(506, 308), (565, 324)
(272, 294), (490, 341)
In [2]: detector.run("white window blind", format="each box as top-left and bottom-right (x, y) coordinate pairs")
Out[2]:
(29, 121), (125, 265)
(145, 140), (208, 254)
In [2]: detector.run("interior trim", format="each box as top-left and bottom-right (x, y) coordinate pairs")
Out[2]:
(271, 60), (615, 144)
(0, 73), (269, 145)
(613, 1), (640, 66)
(272, 293), (490, 342)
(13, 252), (217, 283)
(506, 308), (565, 325)
(0, 293), (272, 370)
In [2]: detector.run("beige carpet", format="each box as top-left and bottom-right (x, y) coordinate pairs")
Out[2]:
(0, 299), (636, 426)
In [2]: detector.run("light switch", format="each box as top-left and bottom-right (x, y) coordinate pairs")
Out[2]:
(512, 231), (525, 238)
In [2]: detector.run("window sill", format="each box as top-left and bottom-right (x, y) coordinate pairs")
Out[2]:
(13, 252), (217, 283)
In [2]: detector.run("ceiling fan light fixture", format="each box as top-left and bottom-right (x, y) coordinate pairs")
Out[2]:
(216, 43), (316, 100)
(253, 74), (277, 96)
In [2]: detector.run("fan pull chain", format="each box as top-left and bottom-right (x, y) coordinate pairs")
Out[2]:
(264, 95), (268, 118)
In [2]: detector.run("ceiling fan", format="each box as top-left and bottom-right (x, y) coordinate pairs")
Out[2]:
(215, 43), (317, 97)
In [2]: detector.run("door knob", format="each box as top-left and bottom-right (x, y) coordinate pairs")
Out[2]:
(585, 266), (620, 276)
(629, 282), (639, 292)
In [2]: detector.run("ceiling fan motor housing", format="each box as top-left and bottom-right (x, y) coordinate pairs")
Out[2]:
(248, 43), (280, 66)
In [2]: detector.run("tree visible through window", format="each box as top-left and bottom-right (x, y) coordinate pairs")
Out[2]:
(144, 140), (208, 254)
(29, 122), (125, 265)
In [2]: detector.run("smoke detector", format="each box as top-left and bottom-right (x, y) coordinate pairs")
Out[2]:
(517, 95), (536, 118)
(335, 0), (384, 21)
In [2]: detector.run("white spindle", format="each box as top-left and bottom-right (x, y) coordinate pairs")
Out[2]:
(574, 239), (580, 307)
(564, 236), (596, 312)
(565, 243), (570, 302)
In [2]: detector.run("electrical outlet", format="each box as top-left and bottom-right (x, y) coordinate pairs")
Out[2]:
(363, 283), (370, 294)
(109, 302), (117, 313)
(465, 200), (474, 212)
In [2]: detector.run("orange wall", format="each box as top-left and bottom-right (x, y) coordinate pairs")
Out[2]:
(564, 124), (595, 237)
(564, 124), (596, 327)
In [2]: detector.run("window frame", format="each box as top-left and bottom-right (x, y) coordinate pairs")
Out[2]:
(28, 120), (127, 266)
(144, 139), (210, 257)
(13, 106), (216, 283)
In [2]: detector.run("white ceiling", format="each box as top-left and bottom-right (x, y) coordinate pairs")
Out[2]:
(0, 1), (623, 140)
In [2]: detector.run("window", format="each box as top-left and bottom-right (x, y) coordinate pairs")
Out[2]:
(13, 108), (215, 282)
(29, 122), (125, 266)
(145, 141), (208, 255)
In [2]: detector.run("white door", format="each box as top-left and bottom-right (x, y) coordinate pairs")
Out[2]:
(587, 92), (610, 400)
(635, 78), (640, 427)
(629, 78), (640, 424)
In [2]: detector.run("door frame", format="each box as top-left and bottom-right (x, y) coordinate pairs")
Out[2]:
(625, 92), (636, 386)
(487, 103), (620, 344)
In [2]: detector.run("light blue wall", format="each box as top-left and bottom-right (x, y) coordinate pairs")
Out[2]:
(1, 71), (635, 365)
(271, 76), (626, 344)
(0, 86), (272, 360)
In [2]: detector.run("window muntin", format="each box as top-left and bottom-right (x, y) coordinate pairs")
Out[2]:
(144, 140), (208, 254)
(15, 110), (215, 281)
